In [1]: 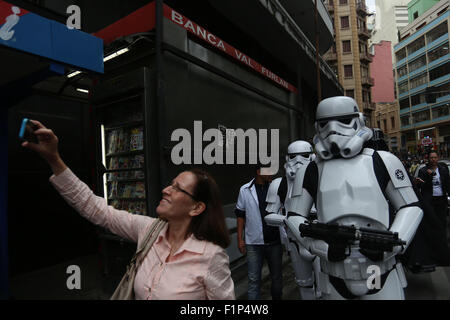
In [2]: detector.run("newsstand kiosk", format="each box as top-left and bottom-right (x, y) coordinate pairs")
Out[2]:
(0, 1), (103, 299)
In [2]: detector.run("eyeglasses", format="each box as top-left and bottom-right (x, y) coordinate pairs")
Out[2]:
(168, 182), (197, 200)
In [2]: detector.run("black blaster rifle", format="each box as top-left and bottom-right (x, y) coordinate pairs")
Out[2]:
(299, 221), (406, 252)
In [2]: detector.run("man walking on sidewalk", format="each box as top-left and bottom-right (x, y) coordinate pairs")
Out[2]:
(235, 166), (283, 300)
(417, 151), (450, 251)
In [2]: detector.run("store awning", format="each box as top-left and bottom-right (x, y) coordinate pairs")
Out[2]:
(0, 0), (104, 87)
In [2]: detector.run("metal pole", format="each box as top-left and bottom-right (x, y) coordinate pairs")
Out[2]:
(0, 106), (9, 299)
(156, 0), (168, 189)
(315, 0), (322, 102)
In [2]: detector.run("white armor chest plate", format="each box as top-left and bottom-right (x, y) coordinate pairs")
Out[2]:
(317, 154), (389, 228)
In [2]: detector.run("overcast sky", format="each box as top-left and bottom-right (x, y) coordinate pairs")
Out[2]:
(366, 0), (376, 13)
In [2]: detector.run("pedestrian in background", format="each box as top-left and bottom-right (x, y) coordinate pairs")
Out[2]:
(235, 166), (283, 300)
(410, 159), (419, 176)
(416, 151), (450, 252)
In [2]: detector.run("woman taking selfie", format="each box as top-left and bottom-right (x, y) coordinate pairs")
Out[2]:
(22, 120), (235, 300)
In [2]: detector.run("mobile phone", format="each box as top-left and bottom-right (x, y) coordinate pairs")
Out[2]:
(19, 118), (38, 143)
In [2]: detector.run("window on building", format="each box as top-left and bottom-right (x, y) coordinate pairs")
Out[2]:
(416, 21), (427, 31)
(396, 48), (406, 61)
(413, 11), (418, 20)
(341, 16), (350, 29)
(397, 65), (408, 78)
(357, 18), (367, 31)
(400, 33), (410, 42)
(345, 89), (355, 98)
(407, 36), (425, 55)
(410, 93), (426, 106)
(401, 115), (410, 126)
(406, 131), (416, 141)
(435, 82), (450, 100)
(400, 98), (410, 110)
(429, 62), (450, 81)
(342, 40), (351, 53)
(362, 90), (371, 103)
(361, 66), (369, 78)
(359, 42), (369, 55)
(439, 125), (450, 136)
(331, 65), (339, 78)
(339, 0), (348, 5)
(391, 117), (395, 129)
(362, 91), (368, 102)
(383, 119), (387, 131)
(432, 104), (450, 119)
(437, 7), (448, 16)
(426, 21), (448, 44)
(344, 65), (353, 78)
(398, 81), (409, 94)
(408, 55), (426, 73)
(428, 43), (449, 63)
(410, 73), (428, 90)
(413, 110), (430, 123)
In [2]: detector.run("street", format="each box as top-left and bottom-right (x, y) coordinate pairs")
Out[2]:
(236, 219), (450, 300)
(8, 246), (450, 300)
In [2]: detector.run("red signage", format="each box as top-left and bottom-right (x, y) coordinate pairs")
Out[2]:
(421, 138), (432, 146)
(94, 2), (156, 45)
(94, 3), (298, 93)
(163, 6), (298, 93)
(0, 1), (28, 24)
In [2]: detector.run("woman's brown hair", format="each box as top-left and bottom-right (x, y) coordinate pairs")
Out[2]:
(186, 169), (230, 249)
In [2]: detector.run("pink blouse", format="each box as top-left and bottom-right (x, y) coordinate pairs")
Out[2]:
(50, 168), (235, 300)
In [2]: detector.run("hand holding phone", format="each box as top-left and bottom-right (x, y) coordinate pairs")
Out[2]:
(19, 118), (39, 144)
(20, 119), (68, 175)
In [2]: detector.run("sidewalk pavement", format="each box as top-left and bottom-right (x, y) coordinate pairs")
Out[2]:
(8, 251), (450, 300)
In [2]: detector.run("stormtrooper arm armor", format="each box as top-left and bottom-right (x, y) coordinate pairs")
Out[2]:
(378, 152), (423, 257)
(265, 178), (290, 249)
(266, 178), (282, 215)
(284, 188), (329, 261)
(385, 182), (423, 255)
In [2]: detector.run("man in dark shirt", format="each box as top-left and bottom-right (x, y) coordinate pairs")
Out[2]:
(417, 151), (450, 255)
(235, 167), (283, 300)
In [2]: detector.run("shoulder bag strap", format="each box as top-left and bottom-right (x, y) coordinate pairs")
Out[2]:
(131, 218), (167, 267)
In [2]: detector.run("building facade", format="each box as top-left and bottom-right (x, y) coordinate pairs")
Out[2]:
(370, 0), (411, 64)
(323, 0), (375, 125)
(371, 40), (401, 152)
(375, 102), (402, 153)
(394, 0), (449, 156)
(371, 40), (396, 103)
(408, 0), (440, 23)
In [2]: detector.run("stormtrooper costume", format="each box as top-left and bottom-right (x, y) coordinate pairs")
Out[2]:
(267, 97), (423, 300)
(265, 141), (321, 300)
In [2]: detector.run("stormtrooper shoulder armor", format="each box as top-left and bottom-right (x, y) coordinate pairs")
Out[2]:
(377, 151), (419, 210)
(292, 164), (308, 197)
(377, 151), (411, 189)
(267, 177), (282, 204)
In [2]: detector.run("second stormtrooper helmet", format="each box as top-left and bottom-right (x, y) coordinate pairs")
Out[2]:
(285, 140), (314, 180)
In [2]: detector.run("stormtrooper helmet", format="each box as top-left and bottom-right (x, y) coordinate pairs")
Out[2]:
(313, 96), (373, 160)
(284, 140), (314, 180)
